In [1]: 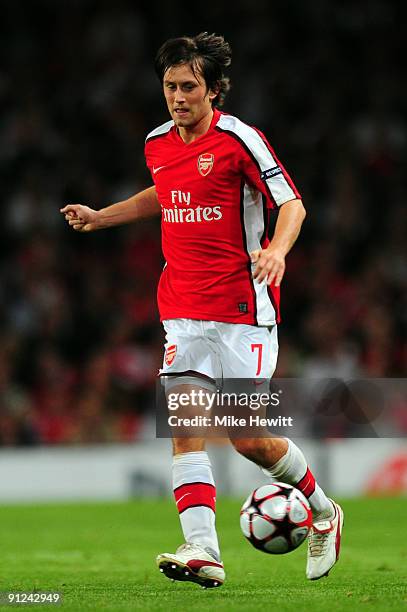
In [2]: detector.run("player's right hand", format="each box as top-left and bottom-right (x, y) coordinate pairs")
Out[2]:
(60, 204), (100, 232)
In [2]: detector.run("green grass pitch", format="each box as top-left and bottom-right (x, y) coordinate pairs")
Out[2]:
(0, 498), (406, 611)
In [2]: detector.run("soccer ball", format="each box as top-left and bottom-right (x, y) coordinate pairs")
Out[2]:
(240, 482), (313, 554)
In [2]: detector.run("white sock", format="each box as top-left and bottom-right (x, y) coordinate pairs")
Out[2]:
(172, 451), (220, 560)
(263, 439), (334, 521)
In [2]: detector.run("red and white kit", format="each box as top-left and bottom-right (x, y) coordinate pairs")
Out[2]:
(148, 109), (343, 587)
(145, 108), (301, 328)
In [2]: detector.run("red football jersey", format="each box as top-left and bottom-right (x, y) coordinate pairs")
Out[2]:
(144, 109), (301, 325)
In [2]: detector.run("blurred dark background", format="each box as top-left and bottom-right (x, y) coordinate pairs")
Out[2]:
(0, 0), (406, 445)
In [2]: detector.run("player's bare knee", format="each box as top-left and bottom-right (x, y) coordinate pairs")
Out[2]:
(231, 436), (288, 464)
(230, 437), (260, 458)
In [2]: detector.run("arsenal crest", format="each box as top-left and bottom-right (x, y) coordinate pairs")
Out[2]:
(165, 344), (177, 366)
(197, 153), (214, 176)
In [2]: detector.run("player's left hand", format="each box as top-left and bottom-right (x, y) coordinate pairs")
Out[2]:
(250, 247), (286, 287)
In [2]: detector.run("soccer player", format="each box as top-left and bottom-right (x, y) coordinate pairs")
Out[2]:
(61, 32), (344, 588)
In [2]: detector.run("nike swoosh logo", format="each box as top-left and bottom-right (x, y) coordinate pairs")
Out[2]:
(176, 492), (191, 505)
(153, 165), (166, 174)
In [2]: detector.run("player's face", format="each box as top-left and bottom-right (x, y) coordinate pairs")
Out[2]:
(163, 63), (216, 130)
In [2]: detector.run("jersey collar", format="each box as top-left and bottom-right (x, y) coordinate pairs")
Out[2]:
(173, 108), (221, 145)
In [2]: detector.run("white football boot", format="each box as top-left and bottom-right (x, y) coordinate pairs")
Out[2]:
(306, 500), (344, 580)
(157, 543), (225, 588)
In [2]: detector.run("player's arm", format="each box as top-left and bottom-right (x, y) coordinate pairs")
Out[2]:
(60, 185), (160, 232)
(251, 198), (306, 286)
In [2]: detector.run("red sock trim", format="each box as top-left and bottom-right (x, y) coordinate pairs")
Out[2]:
(174, 482), (216, 514)
(296, 467), (316, 498)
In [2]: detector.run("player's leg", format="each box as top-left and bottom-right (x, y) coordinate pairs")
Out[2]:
(219, 322), (343, 580)
(157, 381), (224, 588)
(157, 320), (225, 587)
(170, 401), (220, 561)
(232, 435), (343, 579)
(157, 428), (224, 588)
(232, 436), (334, 521)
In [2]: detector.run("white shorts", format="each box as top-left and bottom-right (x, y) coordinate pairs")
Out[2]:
(160, 318), (279, 381)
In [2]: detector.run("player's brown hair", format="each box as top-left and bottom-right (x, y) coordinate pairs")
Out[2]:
(155, 32), (232, 107)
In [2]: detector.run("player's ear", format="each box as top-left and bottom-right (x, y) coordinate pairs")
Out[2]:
(208, 86), (219, 103)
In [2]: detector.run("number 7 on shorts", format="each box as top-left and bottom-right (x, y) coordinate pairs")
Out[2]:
(251, 343), (263, 376)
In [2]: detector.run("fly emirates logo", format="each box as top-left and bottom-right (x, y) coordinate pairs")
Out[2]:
(162, 190), (222, 223)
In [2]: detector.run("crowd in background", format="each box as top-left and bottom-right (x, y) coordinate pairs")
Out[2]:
(0, 0), (405, 445)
